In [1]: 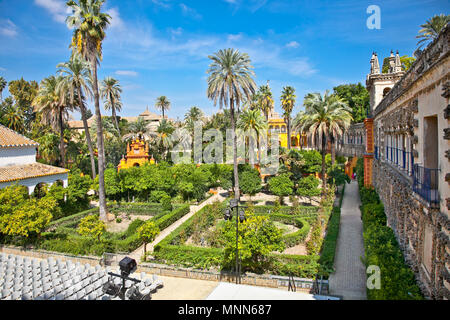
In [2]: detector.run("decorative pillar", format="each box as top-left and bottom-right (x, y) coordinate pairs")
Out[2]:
(364, 118), (374, 187)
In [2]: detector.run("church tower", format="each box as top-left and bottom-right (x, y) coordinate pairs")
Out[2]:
(366, 51), (405, 114)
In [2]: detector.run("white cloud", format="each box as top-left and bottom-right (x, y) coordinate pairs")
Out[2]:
(0, 67), (6, 71)
(106, 7), (124, 30)
(103, 14), (316, 78)
(115, 70), (138, 77)
(0, 19), (18, 37)
(286, 41), (300, 48)
(34, 0), (71, 23)
(151, 0), (172, 8)
(169, 27), (183, 37)
(227, 33), (243, 42)
(180, 4), (202, 20)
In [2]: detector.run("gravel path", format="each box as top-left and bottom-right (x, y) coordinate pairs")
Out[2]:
(328, 181), (367, 300)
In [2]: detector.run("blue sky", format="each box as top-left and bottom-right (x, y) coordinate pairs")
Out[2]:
(0, 0), (448, 121)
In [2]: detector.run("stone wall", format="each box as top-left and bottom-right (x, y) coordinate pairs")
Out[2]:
(373, 160), (450, 299)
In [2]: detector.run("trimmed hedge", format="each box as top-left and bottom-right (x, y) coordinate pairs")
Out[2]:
(40, 204), (191, 257)
(47, 208), (99, 229)
(253, 205), (319, 216)
(356, 160), (423, 300)
(154, 204), (190, 230)
(317, 183), (345, 276)
(152, 201), (321, 278)
(108, 202), (184, 216)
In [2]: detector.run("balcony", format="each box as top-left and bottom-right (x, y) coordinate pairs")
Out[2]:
(385, 146), (414, 176)
(413, 164), (440, 207)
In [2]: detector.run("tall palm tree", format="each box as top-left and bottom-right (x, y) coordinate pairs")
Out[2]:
(258, 84), (274, 121)
(416, 14), (450, 49)
(237, 107), (267, 165)
(184, 106), (203, 123)
(33, 76), (73, 168)
(0, 76), (7, 102)
(155, 96), (170, 119)
(4, 106), (24, 132)
(57, 52), (97, 178)
(122, 117), (155, 141)
(293, 91), (352, 189)
(207, 48), (257, 200)
(154, 119), (175, 161)
(66, 0), (111, 221)
(280, 86), (296, 150)
(100, 77), (122, 138)
(184, 106), (204, 134)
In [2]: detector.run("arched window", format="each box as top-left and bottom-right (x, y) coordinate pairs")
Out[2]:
(383, 87), (391, 97)
(281, 126), (286, 133)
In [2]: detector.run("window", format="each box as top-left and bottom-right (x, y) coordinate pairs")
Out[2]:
(383, 87), (391, 97)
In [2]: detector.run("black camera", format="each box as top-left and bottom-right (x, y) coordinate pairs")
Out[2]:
(119, 257), (137, 276)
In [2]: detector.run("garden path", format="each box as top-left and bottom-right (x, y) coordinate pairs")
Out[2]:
(328, 180), (367, 300)
(129, 189), (227, 262)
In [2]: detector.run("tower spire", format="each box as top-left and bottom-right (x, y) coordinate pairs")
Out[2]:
(394, 50), (402, 73)
(370, 52), (380, 74)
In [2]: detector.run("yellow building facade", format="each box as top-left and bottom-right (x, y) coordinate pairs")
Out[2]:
(117, 138), (155, 171)
(267, 115), (307, 149)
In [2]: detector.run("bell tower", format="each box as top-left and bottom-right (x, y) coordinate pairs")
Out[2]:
(366, 50), (405, 114)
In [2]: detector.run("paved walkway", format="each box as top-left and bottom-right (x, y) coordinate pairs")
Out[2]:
(328, 180), (367, 300)
(129, 190), (227, 262)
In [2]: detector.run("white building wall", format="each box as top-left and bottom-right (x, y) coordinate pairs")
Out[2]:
(0, 147), (37, 166)
(0, 173), (68, 195)
(416, 84), (450, 217)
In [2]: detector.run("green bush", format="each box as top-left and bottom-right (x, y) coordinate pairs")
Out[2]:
(154, 204), (190, 231)
(318, 207), (341, 276)
(357, 159), (423, 300)
(361, 203), (386, 230)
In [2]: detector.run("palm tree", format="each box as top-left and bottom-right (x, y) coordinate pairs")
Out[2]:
(258, 84), (274, 121)
(184, 106), (203, 123)
(155, 96), (170, 119)
(122, 117), (155, 141)
(154, 119), (175, 160)
(100, 77), (122, 137)
(0, 76), (7, 102)
(207, 48), (257, 200)
(66, 0), (111, 221)
(237, 108), (267, 165)
(37, 132), (60, 165)
(184, 106), (204, 134)
(4, 106), (24, 132)
(416, 14), (450, 49)
(33, 76), (73, 168)
(57, 52), (97, 178)
(280, 86), (296, 150)
(293, 91), (352, 189)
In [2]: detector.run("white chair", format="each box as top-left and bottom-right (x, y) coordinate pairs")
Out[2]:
(21, 293), (32, 300)
(88, 292), (97, 300)
(1, 289), (10, 299)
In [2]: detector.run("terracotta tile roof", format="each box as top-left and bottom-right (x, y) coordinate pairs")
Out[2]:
(0, 124), (39, 148)
(0, 162), (69, 183)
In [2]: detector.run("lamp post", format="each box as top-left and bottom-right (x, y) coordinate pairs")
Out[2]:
(224, 198), (247, 284)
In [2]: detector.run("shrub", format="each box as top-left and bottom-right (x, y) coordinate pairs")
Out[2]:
(77, 215), (106, 242)
(361, 203), (386, 230)
(268, 173), (294, 203)
(318, 207), (341, 276)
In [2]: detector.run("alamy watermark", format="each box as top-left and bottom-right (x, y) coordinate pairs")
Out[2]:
(367, 5), (381, 30)
(170, 121), (280, 175)
(367, 265), (381, 290)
